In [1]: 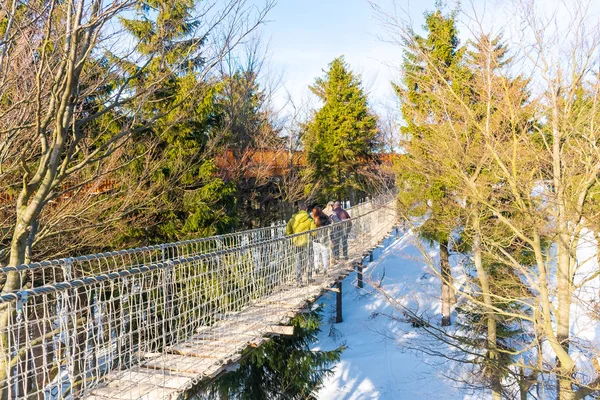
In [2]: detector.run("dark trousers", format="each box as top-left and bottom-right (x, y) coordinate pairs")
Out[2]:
(340, 233), (348, 259)
(331, 227), (348, 260)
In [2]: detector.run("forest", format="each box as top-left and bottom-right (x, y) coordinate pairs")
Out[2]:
(384, 2), (600, 399)
(2, 0), (600, 399)
(0, 0), (392, 267)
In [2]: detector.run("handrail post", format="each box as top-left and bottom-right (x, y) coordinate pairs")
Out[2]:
(336, 281), (343, 323)
(357, 264), (363, 289)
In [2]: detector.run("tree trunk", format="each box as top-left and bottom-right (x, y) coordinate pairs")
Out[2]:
(519, 365), (527, 400)
(532, 232), (576, 399)
(349, 188), (357, 207)
(473, 230), (502, 400)
(24, 220), (38, 265)
(0, 206), (37, 396)
(596, 232), (600, 298)
(552, 91), (575, 400)
(4, 226), (28, 292)
(558, 373), (574, 400)
(440, 241), (452, 326)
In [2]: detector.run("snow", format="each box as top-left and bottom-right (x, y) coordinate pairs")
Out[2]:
(570, 227), (600, 385)
(312, 224), (600, 399)
(312, 229), (484, 400)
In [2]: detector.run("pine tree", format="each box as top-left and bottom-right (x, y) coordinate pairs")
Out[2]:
(303, 56), (379, 203)
(395, 8), (468, 326)
(116, 1), (242, 244)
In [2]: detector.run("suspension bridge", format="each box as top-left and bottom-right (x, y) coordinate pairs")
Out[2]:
(0, 194), (397, 399)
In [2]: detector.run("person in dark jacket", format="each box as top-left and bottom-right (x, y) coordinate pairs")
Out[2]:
(332, 201), (351, 260)
(286, 202), (316, 284)
(311, 206), (331, 274)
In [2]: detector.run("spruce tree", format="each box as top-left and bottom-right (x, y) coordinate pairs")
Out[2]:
(461, 34), (536, 399)
(395, 9), (468, 326)
(400, 25), (536, 397)
(214, 69), (284, 229)
(116, 1), (242, 243)
(303, 56), (378, 203)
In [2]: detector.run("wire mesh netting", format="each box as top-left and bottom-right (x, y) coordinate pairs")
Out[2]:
(1, 196), (386, 292)
(0, 194), (397, 399)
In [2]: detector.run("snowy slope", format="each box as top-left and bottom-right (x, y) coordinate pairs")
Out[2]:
(312, 229), (483, 400)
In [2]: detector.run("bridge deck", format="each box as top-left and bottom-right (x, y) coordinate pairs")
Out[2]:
(0, 195), (396, 399)
(85, 261), (359, 400)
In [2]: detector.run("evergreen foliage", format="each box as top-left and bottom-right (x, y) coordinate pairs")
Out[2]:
(213, 69), (285, 229)
(397, 11), (543, 396)
(395, 8), (468, 245)
(395, 8), (467, 327)
(109, 0), (239, 245)
(458, 34), (538, 397)
(303, 56), (379, 203)
(199, 308), (343, 400)
(113, 5), (284, 244)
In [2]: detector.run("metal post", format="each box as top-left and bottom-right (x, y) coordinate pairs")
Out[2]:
(369, 251), (373, 262)
(336, 281), (343, 323)
(357, 265), (363, 289)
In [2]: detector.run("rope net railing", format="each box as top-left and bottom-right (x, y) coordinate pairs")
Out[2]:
(0, 194), (397, 399)
(0, 195), (391, 292)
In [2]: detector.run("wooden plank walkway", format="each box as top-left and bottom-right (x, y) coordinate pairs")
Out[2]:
(85, 259), (362, 400)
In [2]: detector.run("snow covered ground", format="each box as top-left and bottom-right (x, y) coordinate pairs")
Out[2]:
(312, 225), (600, 399)
(311, 229), (484, 400)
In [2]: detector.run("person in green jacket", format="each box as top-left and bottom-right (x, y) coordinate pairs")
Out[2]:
(286, 202), (316, 284)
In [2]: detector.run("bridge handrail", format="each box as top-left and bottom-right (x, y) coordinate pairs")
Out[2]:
(0, 192), (394, 287)
(0, 221), (343, 303)
(0, 200), (391, 303)
(0, 196), (398, 399)
(0, 224), (286, 274)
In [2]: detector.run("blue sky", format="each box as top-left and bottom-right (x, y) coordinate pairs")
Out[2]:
(258, 0), (423, 114)
(257, 0), (600, 117)
(256, 0), (489, 115)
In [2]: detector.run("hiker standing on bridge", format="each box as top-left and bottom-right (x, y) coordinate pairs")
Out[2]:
(286, 202), (316, 285)
(332, 201), (351, 260)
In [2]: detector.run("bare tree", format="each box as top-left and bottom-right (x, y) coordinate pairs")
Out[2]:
(0, 0), (273, 275)
(0, 0), (273, 391)
(274, 91), (314, 216)
(373, 0), (600, 398)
